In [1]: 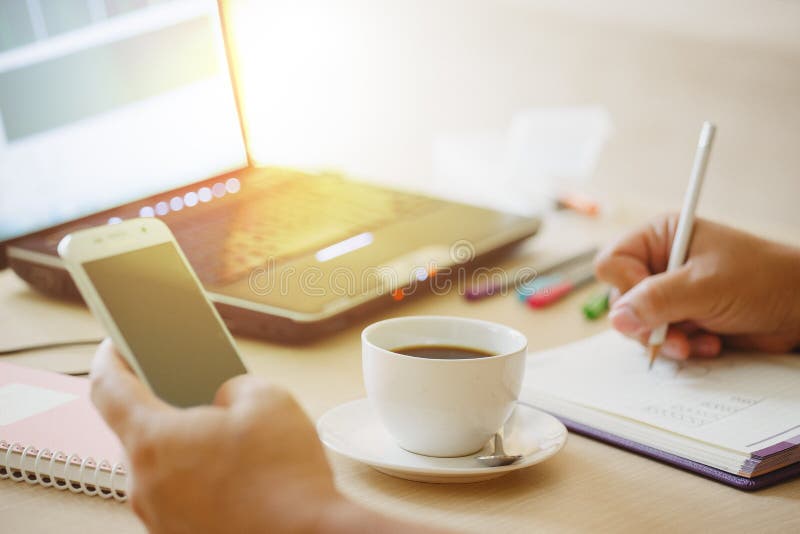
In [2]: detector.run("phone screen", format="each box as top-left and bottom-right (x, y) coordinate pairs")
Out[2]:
(82, 242), (247, 407)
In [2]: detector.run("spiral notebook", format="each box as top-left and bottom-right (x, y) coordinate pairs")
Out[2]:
(0, 362), (128, 500)
(521, 331), (800, 490)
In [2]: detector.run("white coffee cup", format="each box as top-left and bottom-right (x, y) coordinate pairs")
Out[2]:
(362, 316), (527, 457)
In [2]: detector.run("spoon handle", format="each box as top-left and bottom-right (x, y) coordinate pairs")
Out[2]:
(494, 433), (505, 456)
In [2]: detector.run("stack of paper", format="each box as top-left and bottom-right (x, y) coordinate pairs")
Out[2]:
(521, 331), (800, 481)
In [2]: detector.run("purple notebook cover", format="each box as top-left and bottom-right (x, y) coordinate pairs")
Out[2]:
(555, 415), (800, 491)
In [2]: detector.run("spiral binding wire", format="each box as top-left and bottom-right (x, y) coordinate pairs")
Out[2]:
(0, 440), (126, 501)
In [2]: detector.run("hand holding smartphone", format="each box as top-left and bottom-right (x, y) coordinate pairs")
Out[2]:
(59, 218), (247, 407)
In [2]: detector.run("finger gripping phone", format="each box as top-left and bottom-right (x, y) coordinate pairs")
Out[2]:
(59, 218), (248, 407)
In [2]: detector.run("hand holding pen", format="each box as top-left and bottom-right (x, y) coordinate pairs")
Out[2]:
(594, 217), (800, 361)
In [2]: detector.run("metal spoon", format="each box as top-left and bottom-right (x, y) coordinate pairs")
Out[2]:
(476, 432), (522, 467)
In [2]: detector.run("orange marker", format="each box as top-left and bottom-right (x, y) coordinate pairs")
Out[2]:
(556, 192), (600, 217)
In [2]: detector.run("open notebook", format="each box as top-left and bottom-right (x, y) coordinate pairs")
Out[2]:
(0, 362), (127, 500)
(521, 331), (800, 490)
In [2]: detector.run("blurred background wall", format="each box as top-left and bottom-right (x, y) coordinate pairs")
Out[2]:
(229, 0), (800, 231)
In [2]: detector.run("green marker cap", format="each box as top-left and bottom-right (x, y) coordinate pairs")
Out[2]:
(582, 290), (610, 320)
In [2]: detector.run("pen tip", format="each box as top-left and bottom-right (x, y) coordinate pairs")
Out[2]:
(647, 344), (661, 370)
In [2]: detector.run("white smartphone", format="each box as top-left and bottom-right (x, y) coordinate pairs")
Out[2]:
(58, 218), (248, 407)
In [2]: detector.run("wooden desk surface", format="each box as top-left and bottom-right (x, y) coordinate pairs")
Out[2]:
(2, 211), (799, 533)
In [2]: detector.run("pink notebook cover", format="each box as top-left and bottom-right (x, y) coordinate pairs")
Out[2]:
(0, 362), (125, 465)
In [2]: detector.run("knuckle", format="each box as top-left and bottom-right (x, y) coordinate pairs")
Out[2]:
(652, 211), (678, 228)
(592, 250), (612, 278)
(592, 246), (632, 287)
(247, 377), (289, 403)
(648, 212), (677, 241)
(264, 383), (292, 403)
(226, 376), (301, 423)
(254, 384), (298, 418)
(686, 258), (715, 284)
(637, 277), (669, 318)
(264, 385), (297, 411)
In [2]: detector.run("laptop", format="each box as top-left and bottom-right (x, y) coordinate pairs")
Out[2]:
(0, 0), (539, 341)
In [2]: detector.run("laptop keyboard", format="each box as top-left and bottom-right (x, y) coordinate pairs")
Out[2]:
(169, 170), (444, 286)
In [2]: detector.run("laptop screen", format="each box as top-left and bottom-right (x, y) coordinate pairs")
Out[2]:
(0, 0), (247, 242)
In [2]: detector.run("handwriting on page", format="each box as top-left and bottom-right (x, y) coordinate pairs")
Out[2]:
(642, 395), (762, 428)
(636, 359), (765, 428)
(524, 330), (800, 452)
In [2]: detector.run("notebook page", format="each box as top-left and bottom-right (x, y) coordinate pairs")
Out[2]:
(524, 331), (800, 455)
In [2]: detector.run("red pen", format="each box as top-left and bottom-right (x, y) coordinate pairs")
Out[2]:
(526, 269), (594, 308)
(463, 247), (598, 301)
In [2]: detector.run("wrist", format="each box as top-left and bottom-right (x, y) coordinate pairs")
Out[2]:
(774, 242), (800, 350)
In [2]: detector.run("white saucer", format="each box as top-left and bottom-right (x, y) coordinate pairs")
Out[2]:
(317, 399), (567, 483)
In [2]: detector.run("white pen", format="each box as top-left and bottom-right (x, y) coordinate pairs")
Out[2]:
(648, 121), (716, 370)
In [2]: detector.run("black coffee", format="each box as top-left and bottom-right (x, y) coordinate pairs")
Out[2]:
(392, 344), (495, 360)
